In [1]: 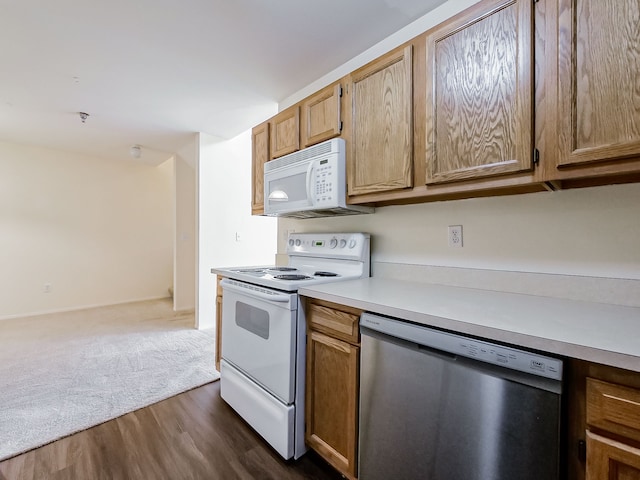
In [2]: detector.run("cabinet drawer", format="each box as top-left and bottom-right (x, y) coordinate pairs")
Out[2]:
(587, 378), (640, 443)
(307, 302), (360, 345)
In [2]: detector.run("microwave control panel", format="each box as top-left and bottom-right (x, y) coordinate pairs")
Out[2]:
(312, 156), (341, 206)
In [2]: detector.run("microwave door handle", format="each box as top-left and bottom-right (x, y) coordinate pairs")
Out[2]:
(306, 161), (316, 206)
(221, 279), (291, 303)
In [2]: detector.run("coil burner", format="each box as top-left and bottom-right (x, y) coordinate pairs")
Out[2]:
(274, 274), (312, 281)
(314, 271), (338, 277)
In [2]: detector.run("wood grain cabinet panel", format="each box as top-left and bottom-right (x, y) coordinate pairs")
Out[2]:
(586, 431), (640, 480)
(348, 45), (413, 196)
(307, 302), (359, 344)
(251, 122), (269, 215)
(587, 378), (640, 444)
(270, 107), (300, 159)
(586, 378), (640, 480)
(301, 83), (342, 148)
(425, 0), (534, 184)
(556, 0), (640, 169)
(215, 276), (224, 372)
(305, 299), (362, 479)
(305, 330), (359, 479)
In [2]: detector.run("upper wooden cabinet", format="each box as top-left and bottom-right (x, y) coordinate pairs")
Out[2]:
(301, 83), (343, 148)
(348, 45), (413, 196)
(250, 81), (346, 215)
(250, 0), (640, 213)
(270, 106), (300, 159)
(425, 0), (534, 184)
(251, 121), (269, 215)
(555, 0), (640, 172)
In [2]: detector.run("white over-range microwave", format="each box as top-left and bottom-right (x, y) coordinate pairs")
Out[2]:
(263, 138), (374, 219)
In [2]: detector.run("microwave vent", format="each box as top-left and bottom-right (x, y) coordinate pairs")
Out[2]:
(267, 206), (373, 219)
(265, 139), (335, 172)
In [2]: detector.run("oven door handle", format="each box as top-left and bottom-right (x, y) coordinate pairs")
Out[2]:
(220, 279), (291, 303)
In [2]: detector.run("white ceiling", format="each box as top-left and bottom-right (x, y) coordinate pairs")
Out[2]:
(0, 0), (446, 165)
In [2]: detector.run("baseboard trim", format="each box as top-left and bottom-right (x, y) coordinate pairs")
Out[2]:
(0, 295), (172, 322)
(174, 307), (195, 315)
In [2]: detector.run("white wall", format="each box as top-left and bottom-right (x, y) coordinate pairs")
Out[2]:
(0, 140), (173, 319)
(279, 184), (640, 281)
(281, 0), (481, 109)
(198, 131), (277, 329)
(173, 137), (198, 312)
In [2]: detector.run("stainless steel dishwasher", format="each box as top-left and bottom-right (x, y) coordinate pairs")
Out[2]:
(359, 312), (564, 480)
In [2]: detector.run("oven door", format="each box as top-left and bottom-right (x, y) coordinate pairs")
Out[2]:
(221, 278), (297, 404)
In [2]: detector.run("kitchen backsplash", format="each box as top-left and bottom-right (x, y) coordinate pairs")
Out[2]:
(372, 262), (640, 307)
(277, 183), (640, 307)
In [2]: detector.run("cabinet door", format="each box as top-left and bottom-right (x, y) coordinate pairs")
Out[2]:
(557, 0), (640, 168)
(425, 0), (534, 184)
(301, 83), (342, 147)
(270, 107), (300, 159)
(215, 276), (224, 371)
(215, 295), (222, 371)
(586, 431), (640, 480)
(251, 122), (269, 215)
(349, 45), (413, 196)
(306, 330), (359, 479)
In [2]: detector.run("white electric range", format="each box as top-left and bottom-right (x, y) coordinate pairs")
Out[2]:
(211, 233), (370, 460)
(215, 232), (370, 292)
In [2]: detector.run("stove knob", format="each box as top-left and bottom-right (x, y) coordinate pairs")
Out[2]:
(295, 239), (301, 247)
(339, 239), (347, 248)
(288, 239), (294, 247)
(329, 237), (338, 249)
(348, 239), (357, 249)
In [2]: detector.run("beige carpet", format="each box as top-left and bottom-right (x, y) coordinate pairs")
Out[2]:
(0, 298), (219, 461)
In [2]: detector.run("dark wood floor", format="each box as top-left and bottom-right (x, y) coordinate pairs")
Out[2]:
(0, 381), (343, 480)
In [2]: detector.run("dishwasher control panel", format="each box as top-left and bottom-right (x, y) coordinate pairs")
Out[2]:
(455, 337), (562, 379)
(361, 313), (563, 381)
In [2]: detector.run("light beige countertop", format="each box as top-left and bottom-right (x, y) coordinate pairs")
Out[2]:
(298, 277), (640, 372)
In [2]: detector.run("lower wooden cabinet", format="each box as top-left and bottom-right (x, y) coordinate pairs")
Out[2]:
(586, 431), (640, 480)
(305, 299), (362, 479)
(585, 378), (640, 480)
(215, 276), (223, 371)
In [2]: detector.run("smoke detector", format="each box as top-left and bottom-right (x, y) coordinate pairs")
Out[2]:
(129, 145), (142, 159)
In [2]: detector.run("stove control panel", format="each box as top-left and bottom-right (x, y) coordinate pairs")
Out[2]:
(286, 233), (370, 260)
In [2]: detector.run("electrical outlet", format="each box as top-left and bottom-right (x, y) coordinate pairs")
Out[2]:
(43, 283), (52, 293)
(235, 232), (241, 242)
(448, 225), (463, 248)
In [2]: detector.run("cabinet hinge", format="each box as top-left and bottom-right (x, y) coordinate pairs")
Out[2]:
(577, 439), (586, 462)
(533, 148), (540, 166)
